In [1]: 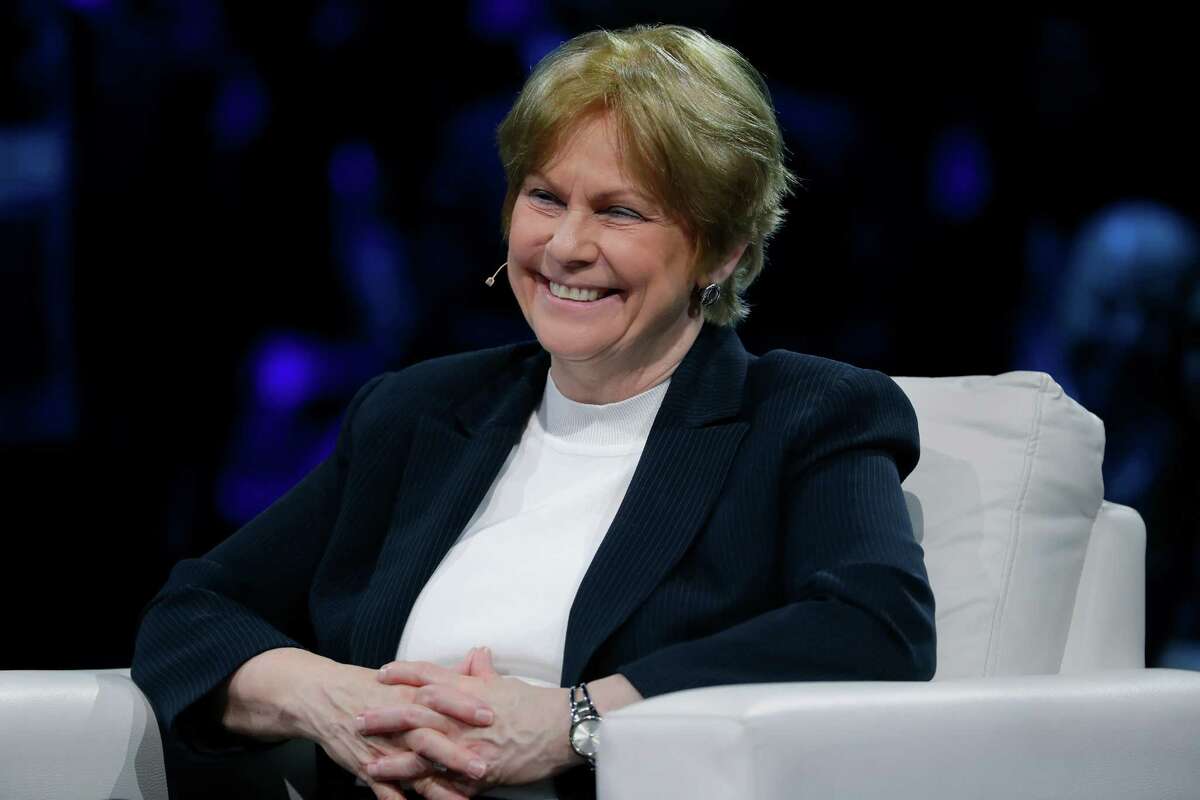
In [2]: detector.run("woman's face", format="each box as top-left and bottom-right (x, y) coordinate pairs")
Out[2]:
(506, 113), (700, 374)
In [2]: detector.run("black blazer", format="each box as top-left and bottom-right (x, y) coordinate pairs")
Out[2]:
(132, 321), (936, 800)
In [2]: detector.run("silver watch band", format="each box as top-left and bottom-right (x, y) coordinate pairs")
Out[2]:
(569, 682), (602, 769)
(570, 682), (598, 718)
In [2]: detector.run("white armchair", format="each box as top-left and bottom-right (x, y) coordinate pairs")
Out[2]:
(600, 370), (1200, 799)
(3, 370), (1198, 799)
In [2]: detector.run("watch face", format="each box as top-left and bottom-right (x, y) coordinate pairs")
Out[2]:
(571, 717), (602, 758)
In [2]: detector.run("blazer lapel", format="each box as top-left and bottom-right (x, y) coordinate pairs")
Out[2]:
(560, 324), (750, 685)
(351, 344), (551, 668)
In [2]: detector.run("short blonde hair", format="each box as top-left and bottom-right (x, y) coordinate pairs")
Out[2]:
(496, 24), (799, 327)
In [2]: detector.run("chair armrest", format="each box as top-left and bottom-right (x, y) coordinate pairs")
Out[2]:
(0, 668), (168, 800)
(1061, 500), (1146, 672)
(599, 668), (1200, 800)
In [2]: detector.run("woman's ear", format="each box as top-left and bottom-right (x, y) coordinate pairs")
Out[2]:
(705, 240), (749, 287)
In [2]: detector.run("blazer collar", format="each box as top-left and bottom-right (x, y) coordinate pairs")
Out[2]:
(452, 321), (749, 435)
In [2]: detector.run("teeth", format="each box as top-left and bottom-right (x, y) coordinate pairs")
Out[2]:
(549, 280), (606, 302)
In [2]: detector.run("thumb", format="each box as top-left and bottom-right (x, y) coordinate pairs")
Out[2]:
(468, 646), (500, 678)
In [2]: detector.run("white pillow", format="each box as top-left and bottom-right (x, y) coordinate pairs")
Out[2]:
(891, 371), (1105, 678)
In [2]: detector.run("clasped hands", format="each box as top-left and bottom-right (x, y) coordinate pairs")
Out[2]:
(353, 646), (578, 800)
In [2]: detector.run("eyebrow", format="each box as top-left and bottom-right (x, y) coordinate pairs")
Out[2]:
(526, 171), (658, 210)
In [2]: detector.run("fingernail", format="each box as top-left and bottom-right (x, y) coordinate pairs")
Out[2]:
(366, 761), (380, 777)
(475, 708), (494, 724)
(468, 759), (487, 779)
(354, 714), (366, 732)
(378, 665), (389, 679)
(483, 646), (492, 659)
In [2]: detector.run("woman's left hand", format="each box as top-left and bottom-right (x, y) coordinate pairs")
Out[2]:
(360, 647), (579, 792)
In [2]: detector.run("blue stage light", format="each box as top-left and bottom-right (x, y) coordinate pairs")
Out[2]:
(254, 335), (317, 411)
(470, 0), (539, 40)
(929, 126), (992, 222)
(328, 141), (379, 198)
(212, 74), (269, 150)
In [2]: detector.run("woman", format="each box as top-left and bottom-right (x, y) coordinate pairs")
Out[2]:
(132, 23), (935, 800)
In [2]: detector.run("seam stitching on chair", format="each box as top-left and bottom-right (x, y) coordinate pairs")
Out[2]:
(983, 371), (1048, 675)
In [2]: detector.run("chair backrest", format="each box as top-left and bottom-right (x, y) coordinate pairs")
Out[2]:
(891, 370), (1108, 679)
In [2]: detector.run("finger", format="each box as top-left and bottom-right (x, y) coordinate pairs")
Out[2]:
(358, 703), (454, 736)
(413, 684), (495, 727)
(468, 646), (500, 679)
(373, 728), (487, 783)
(367, 751), (435, 782)
(405, 772), (478, 796)
(454, 647), (480, 675)
(440, 775), (479, 796)
(378, 660), (460, 687)
(366, 777), (409, 800)
(412, 776), (472, 800)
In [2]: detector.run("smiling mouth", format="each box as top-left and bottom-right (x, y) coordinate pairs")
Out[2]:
(534, 272), (620, 303)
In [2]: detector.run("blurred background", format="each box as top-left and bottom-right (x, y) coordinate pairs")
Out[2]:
(2, 3), (1197, 672)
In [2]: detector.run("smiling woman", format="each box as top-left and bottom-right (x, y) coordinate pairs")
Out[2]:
(133, 23), (935, 800)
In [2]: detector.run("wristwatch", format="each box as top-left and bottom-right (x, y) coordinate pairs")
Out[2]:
(568, 682), (602, 770)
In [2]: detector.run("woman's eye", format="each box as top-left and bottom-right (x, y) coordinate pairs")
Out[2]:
(527, 189), (641, 220)
(606, 206), (642, 220)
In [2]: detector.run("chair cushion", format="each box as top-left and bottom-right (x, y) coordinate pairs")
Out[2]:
(891, 371), (1105, 678)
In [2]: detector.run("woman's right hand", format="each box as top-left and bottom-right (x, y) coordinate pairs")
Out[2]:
(306, 657), (495, 799)
(222, 647), (495, 800)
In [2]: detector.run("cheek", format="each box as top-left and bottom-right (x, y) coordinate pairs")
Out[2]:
(506, 214), (538, 271)
(505, 258), (537, 306)
(509, 205), (548, 248)
(623, 241), (693, 302)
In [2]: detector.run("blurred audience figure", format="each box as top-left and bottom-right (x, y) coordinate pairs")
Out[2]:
(1057, 200), (1200, 667)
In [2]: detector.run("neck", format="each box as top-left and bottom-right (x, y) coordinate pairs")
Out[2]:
(549, 316), (703, 404)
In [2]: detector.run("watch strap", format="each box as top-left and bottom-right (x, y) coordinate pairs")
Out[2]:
(569, 682), (602, 768)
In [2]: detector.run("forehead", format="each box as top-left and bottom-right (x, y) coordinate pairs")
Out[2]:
(528, 115), (661, 205)
(538, 116), (628, 177)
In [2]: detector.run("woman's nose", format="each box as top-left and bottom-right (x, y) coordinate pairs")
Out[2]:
(545, 209), (600, 267)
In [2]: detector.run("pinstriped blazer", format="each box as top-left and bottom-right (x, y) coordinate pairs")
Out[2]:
(132, 321), (936, 800)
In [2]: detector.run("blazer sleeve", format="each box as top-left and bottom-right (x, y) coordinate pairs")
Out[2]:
(617, 367), (936, 698)
(131, 372), (387, 757)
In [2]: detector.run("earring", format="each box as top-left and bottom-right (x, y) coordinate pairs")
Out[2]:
(699, 283), (722, 307)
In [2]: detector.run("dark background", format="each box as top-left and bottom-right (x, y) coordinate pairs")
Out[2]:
(3, 3), (1197, 671)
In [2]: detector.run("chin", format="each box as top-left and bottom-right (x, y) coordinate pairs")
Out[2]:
(535, 333), (608, 362)
(532, 316), (619, 357)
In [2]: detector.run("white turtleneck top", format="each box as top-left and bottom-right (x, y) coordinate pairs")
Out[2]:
(394, 367), (670, 799)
